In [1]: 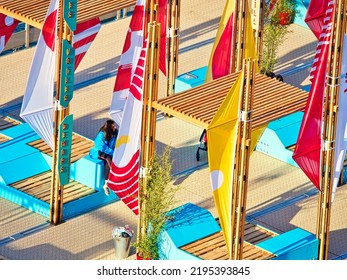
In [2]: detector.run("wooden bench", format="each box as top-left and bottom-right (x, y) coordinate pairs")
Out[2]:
(0, 116), (21, 144)
(28, 133), (94, 163)
(180, 221), (276, 260)
(9, 170), (96, 203)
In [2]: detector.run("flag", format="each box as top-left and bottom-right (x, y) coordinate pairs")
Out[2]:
(0, 14), (19, 54)
(20, 0), (58, 149)
(305, 0), (332, 39)
(110, 0), (146, 126)
(205, 0), (236, 82)
(73, 17), (101, 70)
(207, 74), (243, 257)
(158, 0), (167, 75)
(108, 40), (147, 216)
(332, 34), (347, 200)
(293, 1), (334, 189)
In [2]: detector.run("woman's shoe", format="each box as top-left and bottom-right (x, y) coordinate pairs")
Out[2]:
(103, 182), (110, 196)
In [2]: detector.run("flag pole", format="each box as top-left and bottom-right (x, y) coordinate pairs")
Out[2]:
(317, 0), (346, 260)
(166, 0), (180, 96)
(231, 58), (255, 259)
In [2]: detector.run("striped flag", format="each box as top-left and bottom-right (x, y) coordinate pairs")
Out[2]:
(305, 0), (332, 39)
(73, 17), (101, 70)
(293, 0), (334, 189)
(20, 0), (59, 150)
(110, 0), (146, 126)
(0, 14), (19, 54)
(108, 41), (147, 216)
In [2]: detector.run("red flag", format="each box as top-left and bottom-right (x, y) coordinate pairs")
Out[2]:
(0, 14), (19, 54)
(73, 17), (101, 70)
(293, 1), (334, 189)
(158, 0), (167, 75)
(205, 0), (235, 82)
(305, 0), (332, 39)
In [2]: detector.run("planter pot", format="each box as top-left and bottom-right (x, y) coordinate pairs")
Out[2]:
(278, 11), (292, 26)
(136, 253), (152, 260)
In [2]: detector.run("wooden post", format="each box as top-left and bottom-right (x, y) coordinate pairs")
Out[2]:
(49, 0), (76, 225)
(231, 59), (255, 259)
(138, 1), (160, 248)
(252, 0), (265, 69)
(166, 0), (180, 96)
(317, 0), (346, 260)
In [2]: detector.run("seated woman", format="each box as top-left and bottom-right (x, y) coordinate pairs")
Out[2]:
(89, 119), (118, 195)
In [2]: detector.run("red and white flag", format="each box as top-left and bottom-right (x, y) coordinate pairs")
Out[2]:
(108, 40), (148, 216)
(305, 0), (332, 39)
(73, 17), (101, 70)
(110, 0), (146, 126)
(0, 13), (19, 54)
(293, 0), (334, 189)
(20, 0), (58, 149)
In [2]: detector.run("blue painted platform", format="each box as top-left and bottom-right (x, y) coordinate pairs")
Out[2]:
(0, 120), (118, 220)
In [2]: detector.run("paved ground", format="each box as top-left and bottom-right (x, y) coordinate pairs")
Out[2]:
(0, 0), (346, 260)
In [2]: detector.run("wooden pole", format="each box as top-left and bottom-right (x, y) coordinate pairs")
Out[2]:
(231, 58), (255, 259)
(235, 0), (245, 71)
(166, 0), (180, 96)
(50, 0), (65, 225)
(317, 0), (346, 260)
(138, 0), (160, 249)
(49, 0), (75, 225)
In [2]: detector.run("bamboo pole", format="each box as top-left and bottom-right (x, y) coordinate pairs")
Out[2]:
(317, 0), (346, 260)
(50, 0), (65, 225)
(138, 0), (160, 251)
(49, 0), (75, 225)
(231, 59), (255, 260)
(166, 0), (180, 96)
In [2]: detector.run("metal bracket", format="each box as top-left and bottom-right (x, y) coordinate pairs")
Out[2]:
(239, 110), (252, 122)
(168, 27), (179, 38)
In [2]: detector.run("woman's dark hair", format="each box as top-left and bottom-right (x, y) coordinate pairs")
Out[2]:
(99, 119), (116, 141)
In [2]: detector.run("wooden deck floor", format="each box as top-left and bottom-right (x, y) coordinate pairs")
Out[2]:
(9, 170), (97, 203)
(1, 116), (97, 203)
(180, 222), (276, 260)
(0, 116), (21, 143)
(28, 133), (94, 163)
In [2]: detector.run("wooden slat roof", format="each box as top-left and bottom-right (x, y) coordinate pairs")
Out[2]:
(153, 72), (309, 129)
(0, 0), (136, 29)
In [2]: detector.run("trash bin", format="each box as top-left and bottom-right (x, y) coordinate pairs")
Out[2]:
(112, 226), (133, 259)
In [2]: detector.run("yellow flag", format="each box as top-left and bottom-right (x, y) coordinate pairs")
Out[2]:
(207, 74), (243, 257)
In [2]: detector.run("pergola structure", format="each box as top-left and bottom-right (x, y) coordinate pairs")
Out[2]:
(153, 71), (308, 129)
(0, 0), (137, 29)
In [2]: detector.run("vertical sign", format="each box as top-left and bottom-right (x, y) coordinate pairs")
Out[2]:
(251, 0), (260, 31)
(58, 114), (73, 185)
(60, 39), (75, 108)
(64, 0), (77, 32)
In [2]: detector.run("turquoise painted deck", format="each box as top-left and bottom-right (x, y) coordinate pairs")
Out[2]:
(0, 120), (118, 220)
(159, 203), (221, 260)
(257, 227), (318, 260)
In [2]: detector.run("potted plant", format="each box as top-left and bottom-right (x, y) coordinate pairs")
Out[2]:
(133, 146), (181, 260)
(261, 0), (297, 77)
